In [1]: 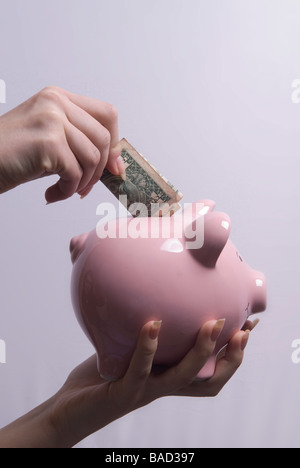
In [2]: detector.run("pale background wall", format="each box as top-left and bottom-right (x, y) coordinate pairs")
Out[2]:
(0, 0), (300, 448)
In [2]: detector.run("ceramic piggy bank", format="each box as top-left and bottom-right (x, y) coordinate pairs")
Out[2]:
(70, 200), (267, 381)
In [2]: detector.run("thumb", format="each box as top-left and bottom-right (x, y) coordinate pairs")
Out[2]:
(105, 143), (126, 180)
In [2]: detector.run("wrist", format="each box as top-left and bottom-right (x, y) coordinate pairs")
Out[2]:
(0, 394), (64, 448)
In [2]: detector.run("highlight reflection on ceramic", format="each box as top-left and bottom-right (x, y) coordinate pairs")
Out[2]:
(70, 200), (267, 381)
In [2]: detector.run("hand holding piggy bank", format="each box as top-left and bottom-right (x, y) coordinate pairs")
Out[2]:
(70, 200), (267, 381)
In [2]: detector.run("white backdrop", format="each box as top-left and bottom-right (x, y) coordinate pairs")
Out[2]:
(1, 0), (300, 448)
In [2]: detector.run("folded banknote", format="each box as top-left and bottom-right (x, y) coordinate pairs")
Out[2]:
(101, 138), (183, 217)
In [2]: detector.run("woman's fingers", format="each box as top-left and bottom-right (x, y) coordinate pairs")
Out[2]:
(118, 321), (162, 408)
(216, 319), (259, 361)
(44, 137), (84, 204)
(154, 320), (226, 398)
(111, 317), (256, 412)
(61, 88), (120, 147)
(0, 86), (123, 202)
(39, 86), (122, 202)
(242, 318), (260, 332)
(211, 330), (249, 389)
(60, 88), (123, 177)
(62, 100), (111, 190)
(107, 318), (256, 417)
(63, 122), (101, 193)
(173, 329), (250, 398)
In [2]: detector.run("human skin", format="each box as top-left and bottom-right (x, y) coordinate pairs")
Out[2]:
(0, 86), (126, 202)
(0, 320), (257, 448)
(0, 88), (257, 447)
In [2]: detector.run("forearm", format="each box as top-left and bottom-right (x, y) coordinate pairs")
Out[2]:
(0, 395), (63, 449)
(0, 394), (129, 448)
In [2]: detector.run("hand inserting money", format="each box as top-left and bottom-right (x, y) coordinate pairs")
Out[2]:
(101, 139), (183, 217)
(0, 87), (258, 449)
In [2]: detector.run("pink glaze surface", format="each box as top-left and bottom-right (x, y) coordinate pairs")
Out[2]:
(70, 200), (267, 381)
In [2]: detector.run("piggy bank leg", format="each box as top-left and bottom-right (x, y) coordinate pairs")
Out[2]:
(96, 349), (133, 381)
(196, 354), (217, 381)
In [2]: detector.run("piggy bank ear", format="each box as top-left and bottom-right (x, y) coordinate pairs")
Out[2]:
(182, 200), (216, 220)
(185, 210), (231, 268)
(70, 233), (89, 264)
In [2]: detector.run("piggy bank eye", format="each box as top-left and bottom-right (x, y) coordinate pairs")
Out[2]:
(236, 251), (244, 263)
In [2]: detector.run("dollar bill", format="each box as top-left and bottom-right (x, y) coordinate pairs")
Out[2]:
(101, 138), (183, 217)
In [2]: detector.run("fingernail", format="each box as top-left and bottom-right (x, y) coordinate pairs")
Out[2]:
(211, 319), (226, 342)
(251, 319), (260, 330)
(117, 156), (126, 181)
(149, 321), (162, 340)
(241, 330), (250, 351)
(79, 185), (93, 199)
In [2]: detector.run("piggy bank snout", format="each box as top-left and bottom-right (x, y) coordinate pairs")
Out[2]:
(70, 233), (89, 264)
(251, 271), (267, 314)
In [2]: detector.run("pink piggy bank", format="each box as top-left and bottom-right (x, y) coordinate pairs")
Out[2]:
(70, 200), (267, 381)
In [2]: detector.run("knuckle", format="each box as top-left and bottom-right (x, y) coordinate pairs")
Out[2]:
(69, 162), (83, 182)
(74, 164), (83, 180)
(141, 341), (157, 360)
(34, 109), (62, 131)
(30, 86), (64, 131)
(36, 134), (56, 162)
(38, 131), (61, 155)
(87, 146), (101, 167)
(36, 133), (66, 174)
(105, 103), (118, 125)
(39, 86), (63, 103)
(101, 128), (111, 150)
